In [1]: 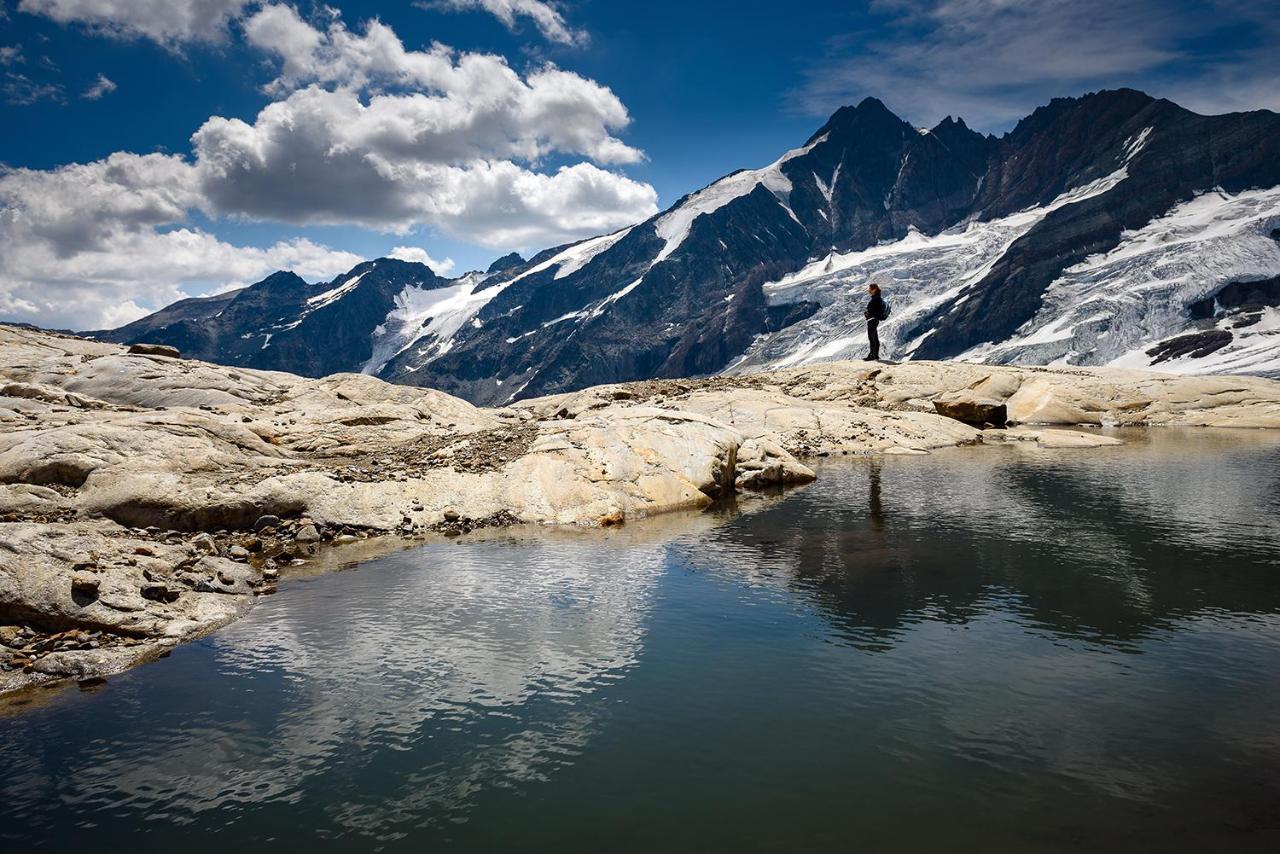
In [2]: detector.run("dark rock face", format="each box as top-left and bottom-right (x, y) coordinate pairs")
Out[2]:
(1188, 275), (1280, 317)
(486, 252), (525, 274)
(1147, 329), (1234, 363)
(98, 89), (1280, 402)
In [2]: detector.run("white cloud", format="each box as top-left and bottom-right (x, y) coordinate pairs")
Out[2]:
(423, 0), (586, 46)
(81, 72), (116, 99)
(800, 0), (1280, 130)
(0, 154), (361, 329)
(18, 0), (252, 46)
(387, 246), (456, 275)
(0, 45), (23, 65)
(0, 4), (656, 329)
(191, 85), (657, 242)
(203, 9), (657, 241)
(241, 5), (638, 164)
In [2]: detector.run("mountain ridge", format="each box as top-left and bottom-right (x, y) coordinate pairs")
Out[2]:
(94, 88), (1280, 401)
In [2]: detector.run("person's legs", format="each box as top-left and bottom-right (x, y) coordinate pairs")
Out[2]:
(867, 319), (880, 361)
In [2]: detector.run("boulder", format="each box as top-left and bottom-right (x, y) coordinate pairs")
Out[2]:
(735, 438), (816, 490)
(933, 396), (1008, 426)
(127, 343), (182, 359)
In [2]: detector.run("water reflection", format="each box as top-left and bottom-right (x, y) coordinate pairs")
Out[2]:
(1, 535), (675, 844)
(2, 430), (1279, 852)
(682, 429), (1280, 650)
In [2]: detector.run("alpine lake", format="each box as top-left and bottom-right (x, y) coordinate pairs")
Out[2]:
(4, 428), (1280, 853)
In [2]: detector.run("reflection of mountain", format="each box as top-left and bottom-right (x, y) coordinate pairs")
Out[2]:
(681, 430), (1280, 650)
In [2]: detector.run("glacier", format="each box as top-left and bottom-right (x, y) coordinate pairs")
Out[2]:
(730, 183), (1280, 378)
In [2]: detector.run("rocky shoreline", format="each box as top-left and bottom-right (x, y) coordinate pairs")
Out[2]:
(4, 323), (1280, 695)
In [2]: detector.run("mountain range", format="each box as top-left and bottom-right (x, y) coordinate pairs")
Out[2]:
(93, 88), (1280, 403)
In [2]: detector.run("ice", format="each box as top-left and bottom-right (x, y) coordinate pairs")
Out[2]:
(726, 165), (1135, 373)
(971, 186), (1280, 376)
(361, 272), (494, 374)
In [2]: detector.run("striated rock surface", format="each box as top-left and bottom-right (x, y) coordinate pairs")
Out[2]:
(4, 324), (1280, 692)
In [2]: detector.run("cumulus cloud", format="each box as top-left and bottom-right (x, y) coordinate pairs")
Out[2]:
(0, 153), (362, 329)
(387, 246), (456, 275)
(191, 85), (657, 241)
(800, 0), (1280, 130)
(81, 72), (116, 99)
(17, 0), (253, 46)
(204, 8), (657, 241)
(241, 5), (638, 163)
(422, 0), (586, 46)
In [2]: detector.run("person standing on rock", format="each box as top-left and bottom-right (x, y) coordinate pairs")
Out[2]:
(864, 283), (889, 361)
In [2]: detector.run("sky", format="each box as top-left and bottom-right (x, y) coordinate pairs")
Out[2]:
(0, 0), (1277, 330)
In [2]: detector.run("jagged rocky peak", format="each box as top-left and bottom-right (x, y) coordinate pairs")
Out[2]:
(487, 252), (525, 274)
(805, 96), (910, 144)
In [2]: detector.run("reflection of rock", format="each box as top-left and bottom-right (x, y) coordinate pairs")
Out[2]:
(981, 428), (1124, 448)
(4, 324), (1280, 691)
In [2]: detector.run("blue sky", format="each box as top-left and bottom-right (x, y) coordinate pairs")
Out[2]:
(0, 0), (1276, 329)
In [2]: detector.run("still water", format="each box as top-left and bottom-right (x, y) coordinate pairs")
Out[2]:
(4, 430), (1280, 852)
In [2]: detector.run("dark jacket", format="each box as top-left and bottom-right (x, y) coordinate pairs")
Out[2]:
(865, 293), (886, 321)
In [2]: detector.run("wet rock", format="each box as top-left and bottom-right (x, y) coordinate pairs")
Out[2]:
(294, 523), (320, 543)
(253, 515), (281, 532)
(735, 438), (817, 490)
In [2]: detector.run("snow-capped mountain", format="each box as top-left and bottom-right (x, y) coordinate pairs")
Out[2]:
(98, 89), (1280, 400)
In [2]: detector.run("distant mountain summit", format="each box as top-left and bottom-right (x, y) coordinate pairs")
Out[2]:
(98, 89), (1280, 401)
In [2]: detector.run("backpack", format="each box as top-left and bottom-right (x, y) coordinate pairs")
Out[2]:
(880, 300), (891, 320)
